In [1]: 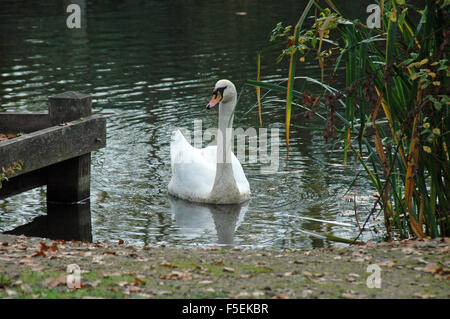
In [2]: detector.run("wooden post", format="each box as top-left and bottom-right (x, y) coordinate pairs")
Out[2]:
(47, 92), (92, 203)
(46, 91), (93, 241)
(48, 91), (92, 126)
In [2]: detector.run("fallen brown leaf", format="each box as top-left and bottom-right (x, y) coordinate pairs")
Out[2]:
(161, 270), (192, 280)
(223, 267), (235, 273)
(124, 285), (141, 295)
(302, 271), (324, 278)
(92, 255), (105, 264)
(0, 133), (17, 141)
(420, 263), (442, 274)
(273, 293), (290, 299)
(342, 292), (358, 299)
(134, 277), (146, 286)
(43, 274), (66, 288)
(32, 250), (46, 257)
(19, 258), (33, 265)
(40, 242), (49, 251)
(377, 260), (396, 267)
(283, 270), (298, 277)
(413, 292), (435, 299)
(116, 281), (130, 287)
(160, 262), (177, 268)
(434, 273), (450, 280)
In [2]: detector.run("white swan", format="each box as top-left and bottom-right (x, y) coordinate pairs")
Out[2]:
(168, 79), (250, 204)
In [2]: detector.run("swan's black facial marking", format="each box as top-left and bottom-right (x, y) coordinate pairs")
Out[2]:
(207, 86), (227, 109)
(212, 86), (227, 98)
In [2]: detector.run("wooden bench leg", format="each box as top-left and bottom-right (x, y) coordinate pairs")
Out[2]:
(47, 153), (91, 203)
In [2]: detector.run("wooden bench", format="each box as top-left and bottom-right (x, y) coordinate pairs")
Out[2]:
(0, 92), (106, 241)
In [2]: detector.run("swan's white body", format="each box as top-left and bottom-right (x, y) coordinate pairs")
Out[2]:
(169, 130), (250, 203)
(168, 80), (250, 204)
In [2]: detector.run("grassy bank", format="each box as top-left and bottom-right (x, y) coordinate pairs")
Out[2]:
(0, 234), (448, 299)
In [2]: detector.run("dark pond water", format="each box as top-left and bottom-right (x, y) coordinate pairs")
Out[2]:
(0, 0), (381, 249)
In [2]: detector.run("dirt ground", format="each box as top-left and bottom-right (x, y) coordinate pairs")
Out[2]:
(0, 233), (448, 299)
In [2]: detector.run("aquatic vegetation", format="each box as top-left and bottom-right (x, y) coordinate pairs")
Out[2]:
(247, 0), (449, 240)
(0, 160), (24, 190)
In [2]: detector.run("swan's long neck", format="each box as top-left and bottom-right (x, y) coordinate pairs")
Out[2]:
(209, 97), (241, 203)
(217, 97), (234, 164)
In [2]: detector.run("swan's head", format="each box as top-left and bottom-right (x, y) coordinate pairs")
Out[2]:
(206, 79), (236, 109)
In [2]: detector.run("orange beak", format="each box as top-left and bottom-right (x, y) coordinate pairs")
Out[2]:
(206, 91), (222, 109)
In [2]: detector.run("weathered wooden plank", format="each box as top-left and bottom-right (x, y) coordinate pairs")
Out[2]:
(0, 167), (47, 199)
(0, 113), (51, 133)
(0, 115), (106, 179)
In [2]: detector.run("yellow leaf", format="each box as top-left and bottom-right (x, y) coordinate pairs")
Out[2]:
(432, 128), (441, 136)
(423, 145), (432, 153)
(389, 9), (397, 22)
(413, 59), (429, 68)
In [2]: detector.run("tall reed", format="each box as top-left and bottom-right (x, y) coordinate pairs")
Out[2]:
(247, 0), (449, 240)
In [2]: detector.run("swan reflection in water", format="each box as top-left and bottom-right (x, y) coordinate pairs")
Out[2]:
(168, 194), (248, 247)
